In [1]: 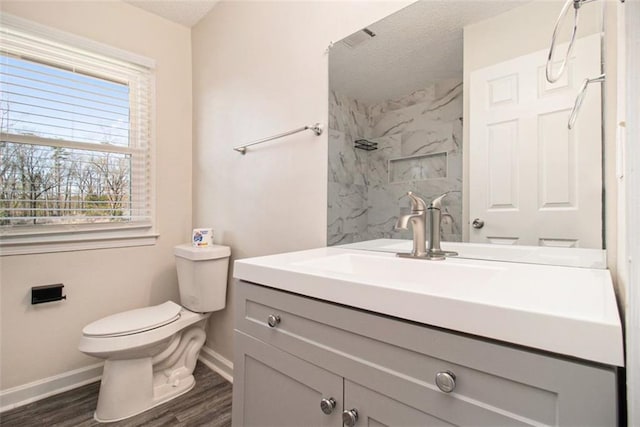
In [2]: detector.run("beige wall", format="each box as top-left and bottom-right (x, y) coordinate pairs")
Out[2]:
(0, 1), (193, 390)
(192, 0), (411, 363)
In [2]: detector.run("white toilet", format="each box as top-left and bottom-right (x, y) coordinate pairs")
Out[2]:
(78, 243), (230, 422)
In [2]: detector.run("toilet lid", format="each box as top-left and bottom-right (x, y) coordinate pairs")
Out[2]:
(82, 301), (182, 337)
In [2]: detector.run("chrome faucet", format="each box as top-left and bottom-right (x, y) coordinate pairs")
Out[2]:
(395, 192), (458, 260)
(395, 192), (428, 257)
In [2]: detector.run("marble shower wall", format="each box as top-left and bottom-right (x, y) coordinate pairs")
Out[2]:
(328, 80), (463, 246)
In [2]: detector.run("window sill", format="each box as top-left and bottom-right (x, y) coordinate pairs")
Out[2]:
(0, 227), (159, 256)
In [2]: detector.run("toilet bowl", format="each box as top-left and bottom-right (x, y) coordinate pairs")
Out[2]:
(78, 244), (230, 422)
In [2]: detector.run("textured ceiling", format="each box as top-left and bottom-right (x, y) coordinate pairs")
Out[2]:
(330, 0), (531, 103)
(124, 0), (219, 27)
(124, 0), (530, 101)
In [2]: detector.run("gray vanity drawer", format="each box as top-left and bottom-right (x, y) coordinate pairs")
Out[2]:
(235, 280), (618, 426)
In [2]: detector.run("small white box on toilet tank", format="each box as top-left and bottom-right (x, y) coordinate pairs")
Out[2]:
(174, 243), (231, 313)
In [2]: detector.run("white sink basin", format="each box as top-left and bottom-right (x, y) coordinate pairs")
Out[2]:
(294, 253), (504, 295)
(234, 247), (623, 367)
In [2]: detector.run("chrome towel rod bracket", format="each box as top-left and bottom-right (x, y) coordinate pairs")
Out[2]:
(568, 73), (605, 129)
(233, 123), (323, 155)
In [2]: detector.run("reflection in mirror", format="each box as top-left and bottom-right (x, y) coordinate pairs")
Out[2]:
(328, 0), (605, 256)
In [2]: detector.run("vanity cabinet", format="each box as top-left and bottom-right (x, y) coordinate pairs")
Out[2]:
(232, 280), (619, 426)
(234, 331), (343, 426)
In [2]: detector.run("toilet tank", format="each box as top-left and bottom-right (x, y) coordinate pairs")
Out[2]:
(174, 244), (231, 313)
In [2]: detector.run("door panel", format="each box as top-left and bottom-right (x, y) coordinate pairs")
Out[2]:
(469, 34), (602, 247)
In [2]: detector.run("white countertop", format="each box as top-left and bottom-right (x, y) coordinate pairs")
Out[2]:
(234, 246), (624, 367)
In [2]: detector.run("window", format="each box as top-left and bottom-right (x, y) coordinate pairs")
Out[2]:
(0, 15), (156, 254)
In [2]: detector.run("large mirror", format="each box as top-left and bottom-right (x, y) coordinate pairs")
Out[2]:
(328, 0), (605, 258)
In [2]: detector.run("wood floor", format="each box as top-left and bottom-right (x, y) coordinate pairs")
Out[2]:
(0, 362), (232, 426)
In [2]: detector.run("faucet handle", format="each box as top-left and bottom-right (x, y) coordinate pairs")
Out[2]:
(405, 191), (427, 211)
(429, 193), (448, 210)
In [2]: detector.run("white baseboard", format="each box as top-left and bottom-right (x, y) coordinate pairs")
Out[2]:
(0, 362), (103, 413)
(198, 346), (233, 384)
(0, 347), (233, 413)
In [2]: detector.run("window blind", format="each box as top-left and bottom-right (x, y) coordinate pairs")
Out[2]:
(0, 19), (154, 233)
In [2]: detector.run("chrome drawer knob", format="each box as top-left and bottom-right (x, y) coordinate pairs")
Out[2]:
(342, 409), (359, 426)
(320, 397), (336, 414)
(435, 370), (456, 393)
(267, 314), (281, 328)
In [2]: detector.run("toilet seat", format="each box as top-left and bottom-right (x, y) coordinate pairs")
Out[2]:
(83, 301), (182, 338)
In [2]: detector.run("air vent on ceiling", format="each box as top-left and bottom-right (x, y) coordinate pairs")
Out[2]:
(341, 28), (376, 49)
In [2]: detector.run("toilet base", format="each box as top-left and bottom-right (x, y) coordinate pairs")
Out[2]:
(93, 323), (206, 423)
(94, 376), (195, 423)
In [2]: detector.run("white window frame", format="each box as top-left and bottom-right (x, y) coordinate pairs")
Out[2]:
(0, 14), (157, 256)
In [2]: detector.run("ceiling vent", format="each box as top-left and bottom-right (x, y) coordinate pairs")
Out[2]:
(341, 28), (376, 49)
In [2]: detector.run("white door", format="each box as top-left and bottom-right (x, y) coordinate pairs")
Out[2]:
(469, 34), (602, 248)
